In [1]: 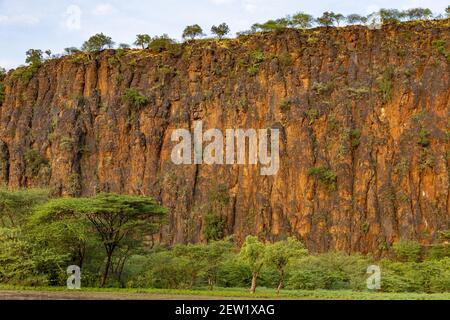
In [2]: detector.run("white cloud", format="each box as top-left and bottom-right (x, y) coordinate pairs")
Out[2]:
(0, 14), (39, 25)
(93, 3), (116, 16)
(63, 5), (82, 31)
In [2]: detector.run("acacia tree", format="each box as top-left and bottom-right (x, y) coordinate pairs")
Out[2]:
(134, 34), (152, 49)
(182, 24), (205, 40)
(82, 33), (115, 52)
(290, 12), (314, 29)
(239, 235), (266, 293)
(265, 237), (308, 294)
(36, 193), (167, 287)
(0, 188), (49, 227)
(25, 49), (43, 67)
(211, 23), (230, 39)
(316, 12), (335, 27)
(346, 14), (368, 25)
(201, 239), (234, 290)
(404, 8), (433, 20)
(379, 9), (403, 23)
(28, 197), (95, 269)
(446, 6), (450, 18)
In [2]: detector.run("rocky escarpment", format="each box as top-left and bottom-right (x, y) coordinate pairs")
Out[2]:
(0, 21), (449, 254)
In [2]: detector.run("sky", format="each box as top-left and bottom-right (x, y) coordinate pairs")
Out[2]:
(0, 0), (448, 69)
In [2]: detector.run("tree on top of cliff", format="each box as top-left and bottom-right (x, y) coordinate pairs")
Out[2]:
(251, 18), (290, 32)
(404, 8), (433, 20)
(64, 47), (80, 55)
(346, 14), (368, 25)
(134, 34), (151, 49)
(379, 9), (403, 23)
(182, 24), (205, 40)
(81, 33), (115, 52)
(25, 49), (43, 67)
(316, 12), (335, 26)
(211, 23), (230, 39)
(445, 6), (450, 17)
(148, 34), (176, 52)
(290, 12), (314, 29)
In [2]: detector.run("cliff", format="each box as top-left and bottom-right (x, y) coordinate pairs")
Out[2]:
(1, 21), (449, 254)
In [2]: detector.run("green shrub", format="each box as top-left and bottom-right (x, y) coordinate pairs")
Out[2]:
(286, 252), (370, 291)
(392, 240), (423, 262)
(308, 166), (337, 190)
(279, 99), (291, 113)
(380, 258), (450, 293)
(417, 128), (431, 147)
(122, 89), (149, 110)
(24, 149), (49, 178)
(377, 67), (394, 102)
(203, 213), (226, 241)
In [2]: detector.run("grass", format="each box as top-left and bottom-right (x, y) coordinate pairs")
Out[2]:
(0, 285), (448, 300)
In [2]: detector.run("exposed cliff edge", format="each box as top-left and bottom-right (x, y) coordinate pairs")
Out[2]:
(1, 21), (449, 254)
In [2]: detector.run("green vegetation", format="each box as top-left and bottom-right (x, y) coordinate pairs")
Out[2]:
(203, 213), (226, 241)
(417, 128), (431, 147)
(148, 35), (176, 53)
(24, 149), (49, 178)
(211, 23), (230, 39)
(134, 34), (152, 49)
(122, 88), (149, 110)
(0, 67), (5, 105)
(0, 189), (449, 295)
(308, 167), (337, 190)
(81, 33), (115, 52)
(432, 40), (450, 62)
(279, 99), (292, 113)
(182, 24), (205, 40)
(377, 67), (394, 102)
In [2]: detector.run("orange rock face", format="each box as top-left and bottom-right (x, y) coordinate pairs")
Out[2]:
(0, 22), (449, 254)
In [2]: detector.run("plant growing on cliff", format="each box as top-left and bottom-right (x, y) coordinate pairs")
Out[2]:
(377, 66), (394, 102)
(211, 23), (230, 39)
(239, 236), (266, 294)
(134, 34), (152, 49)
(24, 149), (49, 178)
(417, 128), (431, 147)
(122, 89), (149, 110)
(308, 166), (337, 190)
(82, 33), (115, 52)
(203, 212), (226, 242)
(182, 24), (205, 40)
(0, 67), (5, 105)
(432, 40), (450, 62)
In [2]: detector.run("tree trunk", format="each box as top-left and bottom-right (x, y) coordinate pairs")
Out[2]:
(101, 250), (113, 287)
(250, 273), (258, 294)
(276, 270), (285, 295)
